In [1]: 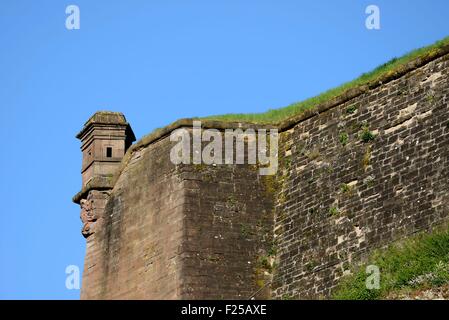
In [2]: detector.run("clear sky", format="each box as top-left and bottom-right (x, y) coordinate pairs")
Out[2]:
(0, 0), (448, 299)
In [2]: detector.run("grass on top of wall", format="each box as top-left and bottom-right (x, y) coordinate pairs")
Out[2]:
(332, 226), (449, 300)
(201, 36), (449, 125)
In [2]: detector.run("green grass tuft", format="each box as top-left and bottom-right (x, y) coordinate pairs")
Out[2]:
(339, 132), (349, 146)
(346, 105), (358, 114)
(329, 206), (340, 216)
(332, 226), (449, 300)
(360, 128), (376, 143)
(201, 36), (449, 125)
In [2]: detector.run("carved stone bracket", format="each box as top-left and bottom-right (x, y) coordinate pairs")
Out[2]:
(80, 198), (95, 238)
(79, 190), (110, 238)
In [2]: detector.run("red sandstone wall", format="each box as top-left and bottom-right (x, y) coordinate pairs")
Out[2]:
(80, 132), (275, 299)
(81, 136), (185, 299)
(79, 52), (449, 300)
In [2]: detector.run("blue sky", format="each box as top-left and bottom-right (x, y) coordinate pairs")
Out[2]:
(0, 0), (448, 299)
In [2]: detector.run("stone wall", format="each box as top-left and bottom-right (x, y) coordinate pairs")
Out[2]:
(79, 131), (274, 299)
(179, 160), (274, 299)
(81, 136), (185, 299)
(271, 53), (449, 299)
(76, 51), (449, 299)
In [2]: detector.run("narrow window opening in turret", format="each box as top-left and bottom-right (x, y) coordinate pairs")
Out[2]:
(106, 147), (112, 158)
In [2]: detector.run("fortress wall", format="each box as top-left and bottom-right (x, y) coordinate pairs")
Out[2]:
(271, 53), (449, 299)
(179, 160), (275, 299)
(79, 51), (449, 300)
(80, 190), (111, 299)
(80, 130), (275, 299)
(81, 135), (185, 299)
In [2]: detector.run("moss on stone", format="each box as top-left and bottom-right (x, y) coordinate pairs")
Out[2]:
(362, 145), (372, 170)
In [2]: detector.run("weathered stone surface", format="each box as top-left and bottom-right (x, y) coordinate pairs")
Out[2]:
(74, 52), (449, 299)
(77, 111), (135, 187)
(271, 53), (449, 299)
(78, 134), (274, 299)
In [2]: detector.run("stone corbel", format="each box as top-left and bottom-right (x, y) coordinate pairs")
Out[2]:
(80, 197), (95, 238)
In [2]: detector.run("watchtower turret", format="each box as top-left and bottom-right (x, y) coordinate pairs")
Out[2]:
(76, 111), (135, 187)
